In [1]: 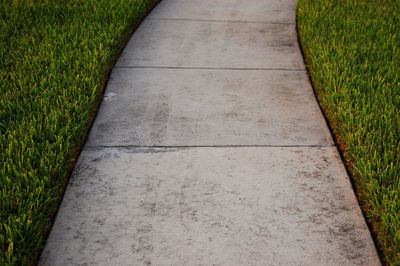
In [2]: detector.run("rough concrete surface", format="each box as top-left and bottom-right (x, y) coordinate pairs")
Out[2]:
(40, 147), (379, 265)
(116, 20), (305, 69)
(87, 68), (332, 147)
(40, 0), (380, 265)
(148, 0), (296, 24)
(148, 0), (297, 24)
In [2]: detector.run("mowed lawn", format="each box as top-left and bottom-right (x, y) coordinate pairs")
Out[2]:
(0, 0), (158, 264)
(297, 0), (400, 264)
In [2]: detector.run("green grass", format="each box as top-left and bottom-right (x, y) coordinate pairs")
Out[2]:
(297, 0), (400, 264)
(0, 0), (158, 264)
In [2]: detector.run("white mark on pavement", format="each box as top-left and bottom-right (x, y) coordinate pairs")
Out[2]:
(104, 92), (118, 101)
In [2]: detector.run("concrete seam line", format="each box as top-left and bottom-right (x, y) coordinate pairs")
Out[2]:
(113, 66), (306, 71)
(85, 145), (336, 149)
(147, 17), (296, 25)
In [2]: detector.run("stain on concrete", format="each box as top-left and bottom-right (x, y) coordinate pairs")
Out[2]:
(40, 147), (380, 265)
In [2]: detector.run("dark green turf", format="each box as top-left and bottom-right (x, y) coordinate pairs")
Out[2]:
(297, 0), (400, 264)
(0, 0), (158, 264)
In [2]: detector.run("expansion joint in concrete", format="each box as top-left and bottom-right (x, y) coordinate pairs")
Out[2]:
(113, 66), (306, 71)
(85, 144), (336, 149)
(147, 17), (296, 25)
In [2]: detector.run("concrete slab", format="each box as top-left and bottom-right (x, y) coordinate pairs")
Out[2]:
(40, 0), (381, 264)
(87, 68), (332, 146)
(40, 147), (379, 265)
(148, 0), (297, 24)
(115, 20), (305, 69)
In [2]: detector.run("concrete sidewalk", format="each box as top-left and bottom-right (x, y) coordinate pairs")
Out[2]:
(40, 0), (380, 265)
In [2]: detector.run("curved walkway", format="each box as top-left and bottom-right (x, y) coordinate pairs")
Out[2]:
(40, 0), (380, 265)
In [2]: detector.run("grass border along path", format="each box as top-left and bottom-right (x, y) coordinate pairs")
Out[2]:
(297, 0), (400, 264)
(0, 0), (159, 264)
